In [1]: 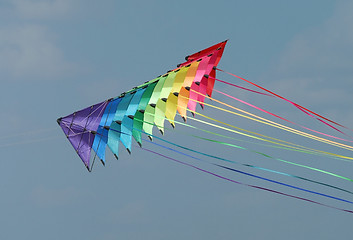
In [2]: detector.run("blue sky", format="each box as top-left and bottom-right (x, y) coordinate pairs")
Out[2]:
(1, 0), (353, 239)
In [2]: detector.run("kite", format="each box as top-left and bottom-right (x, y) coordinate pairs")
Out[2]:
(57, 41), (353, 213)
(57, 41), (227, 169)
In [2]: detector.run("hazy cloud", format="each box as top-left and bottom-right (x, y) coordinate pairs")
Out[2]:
(0, 24), (73, 80)
(266, 0), (353, 119)
(11, 0), (75, 19)
(0, 0), (80, 81)
(273, 1), (353, 78)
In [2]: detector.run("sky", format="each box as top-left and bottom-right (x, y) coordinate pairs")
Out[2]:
(1, 0), (353, 239)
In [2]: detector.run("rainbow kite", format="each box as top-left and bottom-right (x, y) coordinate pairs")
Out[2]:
(57, 41), (227, 169)
(57, 41), (353, 213)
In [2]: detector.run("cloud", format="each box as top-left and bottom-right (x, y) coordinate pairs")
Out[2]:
(265, 0), (353, 120)
(0, 0), (83, 81)
(0, 24), (74, 80)
(273, 1), (353, 79)
(11, 0), (76, 19)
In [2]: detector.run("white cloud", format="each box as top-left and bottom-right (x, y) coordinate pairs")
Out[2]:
(266, 0), (353, 120)
(0, 24), (74, 80)
(11, 0), (75, 19)
(0, 0), (82, 81)
(273, 1), (353, 78)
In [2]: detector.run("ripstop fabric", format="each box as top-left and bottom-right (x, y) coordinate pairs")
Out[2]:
(57, 40), (227, 169)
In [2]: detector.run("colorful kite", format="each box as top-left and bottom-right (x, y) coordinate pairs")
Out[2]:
(57, 41), (353, 213)
(57, 41), (227, 169)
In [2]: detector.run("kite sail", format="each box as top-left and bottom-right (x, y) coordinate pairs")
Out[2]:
(57, 41), (227, 170)
(57, 40), (353, 213)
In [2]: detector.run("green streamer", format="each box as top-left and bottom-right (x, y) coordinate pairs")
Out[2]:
(135, 113), (353, 183)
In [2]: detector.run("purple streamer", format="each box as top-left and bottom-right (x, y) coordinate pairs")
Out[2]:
(140, 147), (353, 214)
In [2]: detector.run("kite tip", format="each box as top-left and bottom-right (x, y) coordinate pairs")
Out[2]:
(138, 142), (142, 148)
(170, 123), (175, 129)
(148, 135), (153, 141)
(127, 148), (131, 155)
(114, 154), (119, 160)
(100, 159), (105, 166)
(182, 116), (187, 123)
(56, 117), (62, 125)
(159, 129), (164, 135)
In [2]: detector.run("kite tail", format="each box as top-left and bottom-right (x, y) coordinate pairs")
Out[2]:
(212, 88), (353, 143)
(209, 76), (273, 96)
(140, 147), (353, 214)
(142, 136), (353, 195)
(216, 68), (353, 135)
